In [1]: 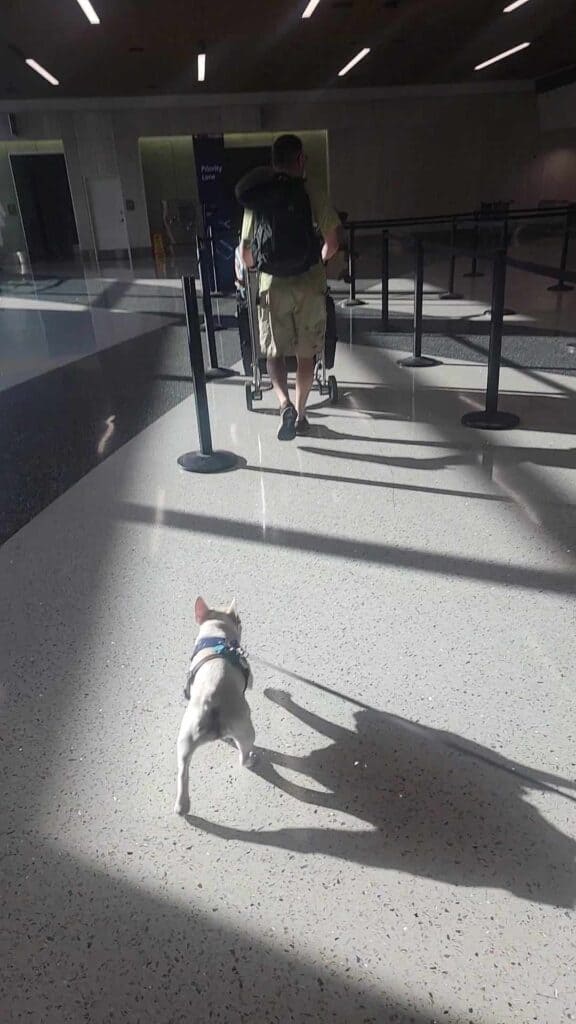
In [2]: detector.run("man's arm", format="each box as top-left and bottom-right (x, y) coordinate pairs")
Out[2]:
(240, 240), (255, 269)
(321, 226), (340, 263)
(309, 184), (341, 264)
(239, 208), (255, 269)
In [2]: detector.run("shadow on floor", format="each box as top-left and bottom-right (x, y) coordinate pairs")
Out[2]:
(188, 690), (576, 909)
(299, 442), (576, 473)
(339, 382), (576, 436)
(118, 500), (576, 597)
(242, 461), (508, 504)
(3, 832), (467, 1023)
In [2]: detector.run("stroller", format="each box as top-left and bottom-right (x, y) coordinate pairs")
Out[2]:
(235, 249), (339, 411)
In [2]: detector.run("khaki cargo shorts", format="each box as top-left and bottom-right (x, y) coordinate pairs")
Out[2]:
(258, 276), (326, 359)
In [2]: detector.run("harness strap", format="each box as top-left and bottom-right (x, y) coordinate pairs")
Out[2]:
(184, 649), (251, 700)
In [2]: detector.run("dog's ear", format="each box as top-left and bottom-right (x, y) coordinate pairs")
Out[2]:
(227, 598), (237, 618)
(195, 597), (210, 624)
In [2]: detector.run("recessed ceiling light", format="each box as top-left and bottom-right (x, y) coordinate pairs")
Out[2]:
(474, 41), (530, 71)
(302, 0), (322, 17)
(25, 59), (60, 86)
(75, 0), (100, 24)
(198, 50), (206, 82)
(338, 47), (370, 77)
(503, 0), (531, 11)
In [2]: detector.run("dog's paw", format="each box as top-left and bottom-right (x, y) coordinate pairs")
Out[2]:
(242, 750), (258, 770)
(264, 687), (292, 707)
(174, 798), (190, 816)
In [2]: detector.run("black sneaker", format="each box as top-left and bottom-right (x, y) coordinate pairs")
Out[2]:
(295, 416), (311, 436)
(277, 403), (297, 441)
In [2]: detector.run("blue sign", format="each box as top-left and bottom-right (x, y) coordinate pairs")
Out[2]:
(193, 134), (234, 292)
(194, 134), (225, 205)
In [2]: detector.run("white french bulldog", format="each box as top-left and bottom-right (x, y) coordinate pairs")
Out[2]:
(174, 597), (256, 816)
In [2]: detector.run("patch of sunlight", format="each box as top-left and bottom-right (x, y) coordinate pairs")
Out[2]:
(0, 296), (131, 314)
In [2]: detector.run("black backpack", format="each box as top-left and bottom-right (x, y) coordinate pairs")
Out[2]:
(236, 169), (321, 278)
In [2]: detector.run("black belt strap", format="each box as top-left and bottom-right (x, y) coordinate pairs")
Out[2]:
(184, 652), (250, 700)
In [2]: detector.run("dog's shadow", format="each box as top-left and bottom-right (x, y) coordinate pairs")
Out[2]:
(187, 689), (576, 908)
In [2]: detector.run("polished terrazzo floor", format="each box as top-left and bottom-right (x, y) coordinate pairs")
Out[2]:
(1, 289), (575, 1022)
(2, 235), (576, 546)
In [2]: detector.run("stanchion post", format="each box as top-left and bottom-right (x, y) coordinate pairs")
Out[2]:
(206, 223), (226, 330)
(501, 209), (510, 254)
(399, 239), (441, 368)
(464, 212), (485, 278)
(197, 236), (237, 379)
(440, 217), (463, 300)
(548, 205), (575, 293)
(206, 224), (224, 298)
(177, 276), (240, 473)
(342, 224), (364, 306)
(461, 250), (519, 430)
(381, 229), (389, 329)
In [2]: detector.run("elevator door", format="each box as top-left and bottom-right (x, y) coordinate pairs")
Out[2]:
(10, 153), (78, 263)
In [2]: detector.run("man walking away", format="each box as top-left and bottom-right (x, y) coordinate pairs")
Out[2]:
(237, 134), (340, 440)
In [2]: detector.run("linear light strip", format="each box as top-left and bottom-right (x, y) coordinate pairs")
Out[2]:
(474, 41), (530, 71)
(25, 59), (60, 86)
(503, 0), (531, 12)
(198, 52), (206, 82)
(338, 47), (370, 78)
(302, 0), (322, 17)
(75, 0), (100, 24)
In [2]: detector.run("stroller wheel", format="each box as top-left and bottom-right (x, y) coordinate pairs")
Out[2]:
(328, 375), (339, 405)
(314, 359), (326, 393)
(245, 382), (254, 411)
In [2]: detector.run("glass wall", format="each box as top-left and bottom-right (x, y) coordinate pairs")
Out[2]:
(139, 137), (199, 261)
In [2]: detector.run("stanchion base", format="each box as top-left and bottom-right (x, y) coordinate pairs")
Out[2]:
(178, 450), (240, 474)
(439, 292), (464, 300)
(548, 283), (574, 293)
(398, 356), (442, 368)
(461, 410), (520, 431)
(205, 367), (239, 380)
(341, 298), (365, 307)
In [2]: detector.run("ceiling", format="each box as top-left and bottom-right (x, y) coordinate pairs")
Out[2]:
(1, 0), (575, 100)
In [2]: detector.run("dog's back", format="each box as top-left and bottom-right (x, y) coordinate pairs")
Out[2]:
(182, 657), (249, 741)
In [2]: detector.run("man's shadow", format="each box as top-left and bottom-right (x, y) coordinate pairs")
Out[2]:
(188, 690), (576, 908)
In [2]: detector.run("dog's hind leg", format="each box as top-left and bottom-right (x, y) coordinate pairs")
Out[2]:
(174, 708), (220, 816)
(174, 733), (199, 816)
(227, 718), (257, 769)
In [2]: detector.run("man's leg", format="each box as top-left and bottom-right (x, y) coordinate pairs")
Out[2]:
(260, 286), (295, 411)
(295, 356), (315, 420)
(269, 357), (298, 441)
(267, 356), (290, 409)
(260, 284), (298, 440)
(294, 285), (326, 425)
(274, 360), (297, 440)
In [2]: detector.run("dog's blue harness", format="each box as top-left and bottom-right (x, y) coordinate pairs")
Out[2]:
(184, 637), (251, 700)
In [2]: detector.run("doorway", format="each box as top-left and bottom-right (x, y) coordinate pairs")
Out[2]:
(85, 176), (130, 259)
(10, 153), (78, 264)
